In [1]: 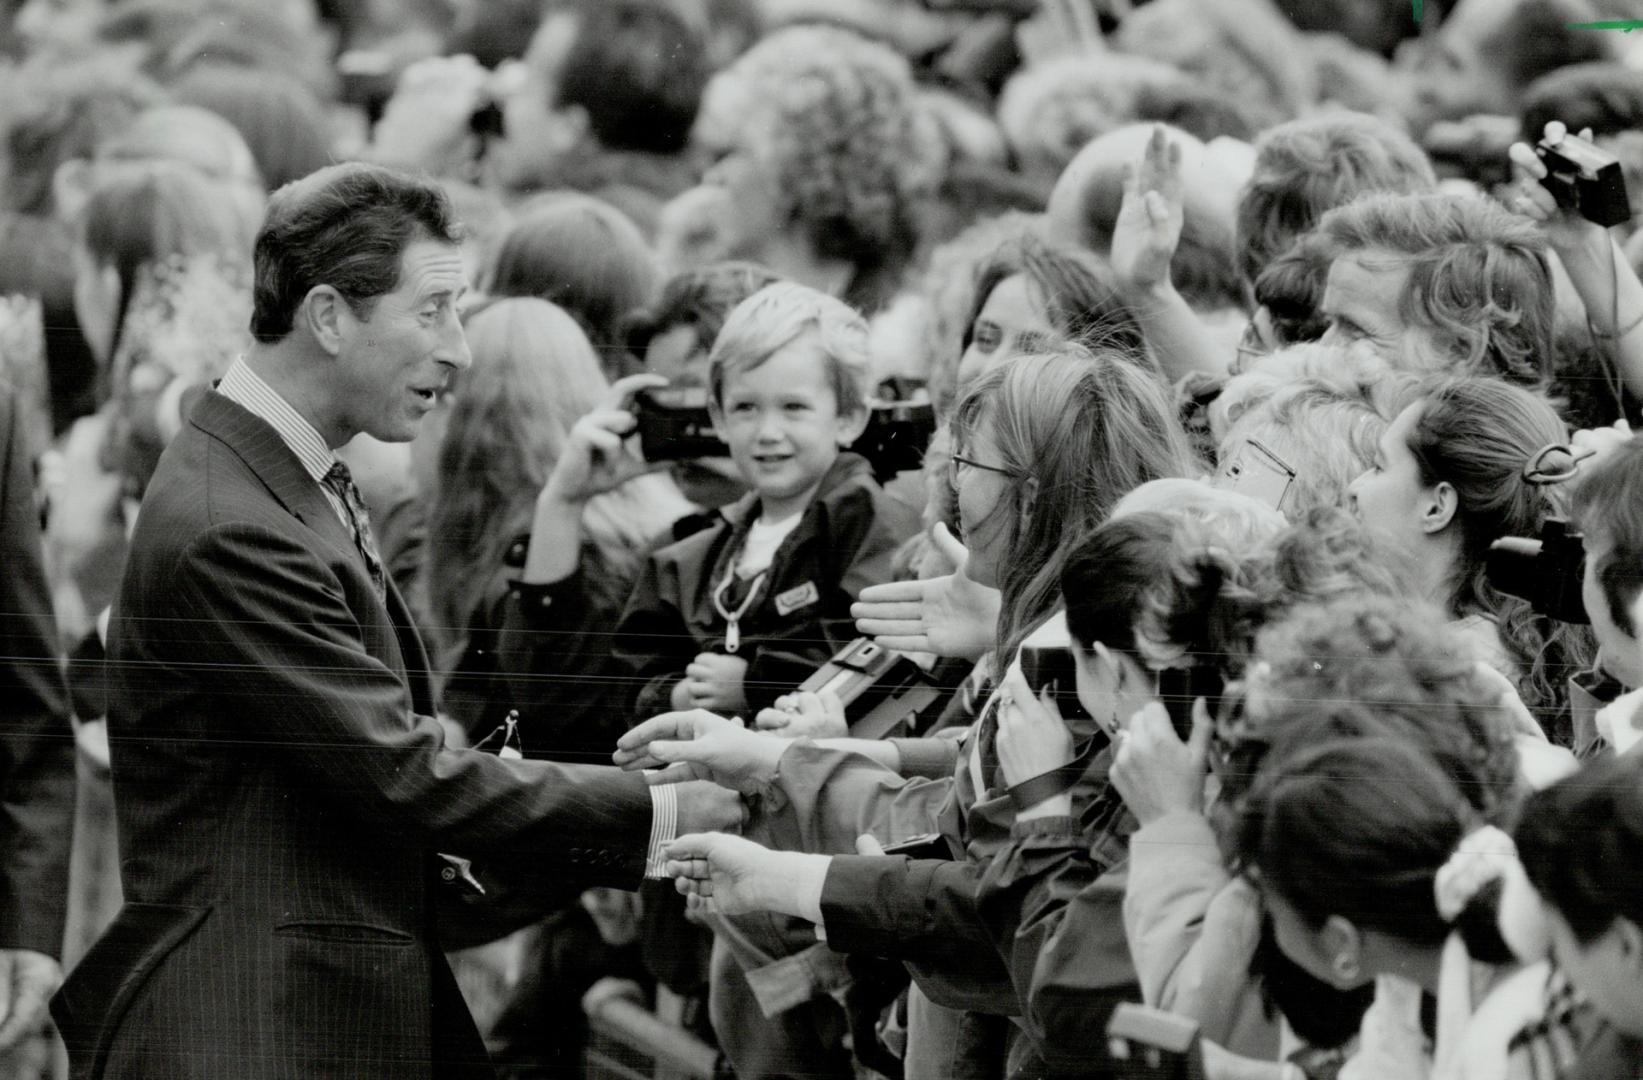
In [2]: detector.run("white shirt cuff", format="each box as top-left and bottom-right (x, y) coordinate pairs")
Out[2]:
(644, 780), (678, 878)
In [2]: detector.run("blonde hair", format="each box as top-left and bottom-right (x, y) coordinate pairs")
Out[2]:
(426, 298), (690, 665)
(708, 281), (871, 415)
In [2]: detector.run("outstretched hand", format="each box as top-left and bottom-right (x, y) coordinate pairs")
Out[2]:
(1508, 121), (1608, 257)
(754, 689), (847, 738)
(851, 523), (999, 660)
(1110, 124), (1186, 298)
(663, 832), (829, 919)
(614, 710), (787, 794)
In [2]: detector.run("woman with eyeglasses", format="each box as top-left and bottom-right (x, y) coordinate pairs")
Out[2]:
(616, 342), (1196, 1076)
(1346, 376), (1595, 741)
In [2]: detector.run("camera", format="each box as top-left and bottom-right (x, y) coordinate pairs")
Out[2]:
(633, 389), (937, 483)
(1106, 1003), (1207, 1080)
(1155, 666), (1224, 742)
(1536, 132), (1631, 228)
(1487, 518), (1588, 624)
(798, 638), (942, 741)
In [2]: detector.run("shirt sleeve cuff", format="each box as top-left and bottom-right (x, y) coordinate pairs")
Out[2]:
(644, 780), (678, 879)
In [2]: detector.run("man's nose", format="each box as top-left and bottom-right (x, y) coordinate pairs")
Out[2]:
(437, 319), (473, 372)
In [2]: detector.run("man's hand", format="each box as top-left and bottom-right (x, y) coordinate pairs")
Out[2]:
(672, 780), (747, 836)
(852, 523), (1000, 661)
(1110, 699), (1210, 826)
(664, 833), (829, 919)
(0, 950), (60, 1050)
(754, 690), (847, 738)
(615, 711), (787, 794)
(1110, 125), (1186, 299)
(683, 653), (749, 714)
(541, 374), (670, 506)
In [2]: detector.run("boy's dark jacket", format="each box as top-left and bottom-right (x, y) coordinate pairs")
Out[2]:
(614, 452), (912, 720)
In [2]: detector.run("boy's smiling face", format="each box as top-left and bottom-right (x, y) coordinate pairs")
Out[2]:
(711, 333), (867, 521)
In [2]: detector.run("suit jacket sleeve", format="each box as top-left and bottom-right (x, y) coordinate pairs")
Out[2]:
(0, 392), (75, 957)
(169, 518), (654, 881)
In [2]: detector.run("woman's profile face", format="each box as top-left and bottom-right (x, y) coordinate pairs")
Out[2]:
(952, 410), (1016, 588)
(956, 274), (1055, 391)
(1345, 402), (1437, 556)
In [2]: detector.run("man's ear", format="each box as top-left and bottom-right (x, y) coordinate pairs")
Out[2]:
(1420, 479), (1459, 535)
(1319, 915), (1365, 985)
(52, 158), (94, 224)
(302, 286), (351, 356)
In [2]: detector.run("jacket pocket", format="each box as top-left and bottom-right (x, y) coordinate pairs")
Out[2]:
(52, 901), (212, 1080)
(273, 919), (415, 946)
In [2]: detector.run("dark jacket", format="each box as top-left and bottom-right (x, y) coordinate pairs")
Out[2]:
(613, 453), (908, 721)
(52, 391), (656, 1080)
(0, 388), (75, 957)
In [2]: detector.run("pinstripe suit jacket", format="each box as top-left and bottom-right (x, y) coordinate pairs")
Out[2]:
(51, 390), (654, 1079)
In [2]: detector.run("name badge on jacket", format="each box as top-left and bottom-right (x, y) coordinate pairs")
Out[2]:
(775, 581), (820, 616)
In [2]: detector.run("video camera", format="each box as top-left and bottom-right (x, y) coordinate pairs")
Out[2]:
(797, 638), (942, 742)
(1536, 132), (1631, 228)
(1486, 518), (1589, 625)
(633, 388), (937, 483)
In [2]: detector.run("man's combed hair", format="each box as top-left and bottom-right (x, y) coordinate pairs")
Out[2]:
(1320, 192), (1555, 387)
(707, 282), (871, 415)
(250, 163), (462, 344)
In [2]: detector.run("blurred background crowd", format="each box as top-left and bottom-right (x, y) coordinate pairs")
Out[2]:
(6, 0), (1643, 1077)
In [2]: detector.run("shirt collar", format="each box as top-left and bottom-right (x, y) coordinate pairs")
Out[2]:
(216, 356), (336, 485)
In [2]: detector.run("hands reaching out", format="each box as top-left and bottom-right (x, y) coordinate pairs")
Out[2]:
(851, 523), (1000, 661)
(614, 710), (787, 794)
(663, 832), (829, 920)
(754, 690), (847, 739)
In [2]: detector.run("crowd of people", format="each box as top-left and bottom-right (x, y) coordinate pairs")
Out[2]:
(4, 0), (1643, 1077)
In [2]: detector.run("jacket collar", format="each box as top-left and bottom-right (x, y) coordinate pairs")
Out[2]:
(717, 452), (873, 533)
(189, 389), (352, 550)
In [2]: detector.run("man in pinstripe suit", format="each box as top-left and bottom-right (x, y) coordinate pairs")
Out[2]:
(51, 163), (741, 1079)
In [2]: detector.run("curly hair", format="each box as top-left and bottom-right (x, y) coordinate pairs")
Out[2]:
(697, 24), (939, 271)
(1404, 377), (1594, 730)
(1318, 193), (1556, 387)
(1235, 112), (1435, 293)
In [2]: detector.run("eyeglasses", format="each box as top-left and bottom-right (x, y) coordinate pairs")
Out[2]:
(948, 452), (1018, 485)
(1523, 443), (1596, 486)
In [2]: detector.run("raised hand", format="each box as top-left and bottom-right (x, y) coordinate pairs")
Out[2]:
(851, 523), (1000, 661)
(1110, 699), (1211, 826)
(541, 373), (669, 505)
(1110, 124), (1186, 298)
(683, 652), (749, 714)
(1508, 121), (1607, 258)
(664, 832), (829, 919)
(614, 710), (786, 794)
(994, 667), (1075, 791)
(754, 689), (848, 738)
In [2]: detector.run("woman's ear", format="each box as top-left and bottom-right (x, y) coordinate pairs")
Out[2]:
(1018, 475), (1040, 526)
(1420, 479), (1459, 535)
(1319, 915), (1366, 986)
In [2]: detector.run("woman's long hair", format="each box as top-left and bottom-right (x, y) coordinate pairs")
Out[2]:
(1405, 377), (1595, 733)
(424, 298), (690, 669)
(950, 344), (1197, 677)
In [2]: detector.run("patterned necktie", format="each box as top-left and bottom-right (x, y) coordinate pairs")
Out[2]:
(322, 461), (386, 600)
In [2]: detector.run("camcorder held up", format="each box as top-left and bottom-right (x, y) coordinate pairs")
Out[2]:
(1536, 132), (1631, 228)
(633, 388), (937, 483)
(1487, 517), (1588, 625)
(797, 638), (942, 742)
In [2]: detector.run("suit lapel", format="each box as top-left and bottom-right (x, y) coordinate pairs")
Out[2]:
(189, 391), (361, 569)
